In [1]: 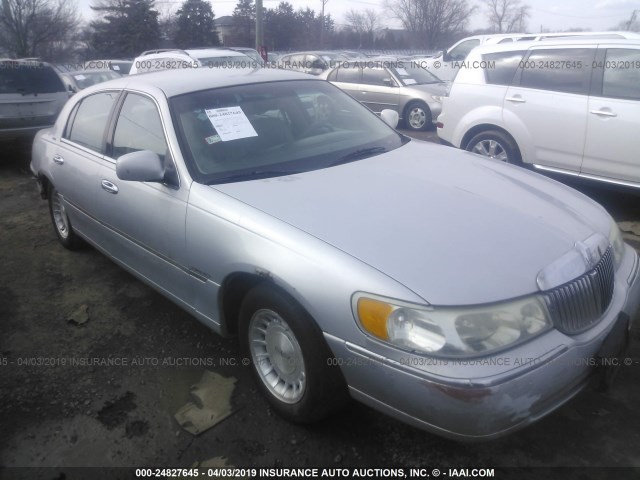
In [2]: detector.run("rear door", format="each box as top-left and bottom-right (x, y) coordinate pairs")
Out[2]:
(581, 46), (640, 184)
(55, 91), (120, 242)
(503, 47), (595, 170)
(357, 67), (400, 114)
(327, 63), (362, 100)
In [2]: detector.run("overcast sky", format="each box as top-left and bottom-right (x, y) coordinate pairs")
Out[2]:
(77, 0), (638, 34)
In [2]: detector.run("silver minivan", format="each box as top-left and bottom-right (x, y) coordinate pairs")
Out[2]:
(0, 59), (69, 142)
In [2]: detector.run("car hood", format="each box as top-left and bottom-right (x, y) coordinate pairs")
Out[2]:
(213, 141), (611, 305)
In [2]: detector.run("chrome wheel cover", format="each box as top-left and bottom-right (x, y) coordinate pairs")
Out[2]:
(248, 309), (306, 404)
(471, 139), (509, 162)
(51, 190), (70, 239)
(408, 107), (426, 129)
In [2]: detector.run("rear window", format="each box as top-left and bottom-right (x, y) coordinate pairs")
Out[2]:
(483, 51), (525, 86)
(0, 63), (66, 94)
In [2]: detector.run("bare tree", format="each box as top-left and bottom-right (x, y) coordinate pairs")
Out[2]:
(384, 0), (475, 49)
(483, 0), (530, 33)
(0, 0), (79, 58)
(344, 8), (381, 47)
(345, 8), (381, 35)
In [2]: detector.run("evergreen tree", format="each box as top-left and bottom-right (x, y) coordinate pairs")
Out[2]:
(90, 0), (161, 58)
(231, 0), (255, 46)
(174, 0), (220, 48)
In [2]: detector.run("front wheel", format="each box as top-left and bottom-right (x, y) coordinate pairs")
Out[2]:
(404, 102), (431, 131)
(48, 186), (83, 250)
(465, 130), (522, 166)
(239, 284), (348, 423)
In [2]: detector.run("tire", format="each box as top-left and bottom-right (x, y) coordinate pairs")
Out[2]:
(465, 130), (522, 166)
(239, 284), (348, 423)
(48, 186), (83, 250)
(404, 101), (431, 131)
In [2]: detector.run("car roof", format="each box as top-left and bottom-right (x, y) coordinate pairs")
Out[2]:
(471, 37), (640, 54)
(81, 66), (315, 98)
(135, 48), (247, 61)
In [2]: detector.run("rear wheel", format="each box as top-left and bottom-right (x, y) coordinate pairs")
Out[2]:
(48, 186), (83, 250)
(404, 101), (431, 131)
(239, 284), (348, 422)
(465, 130), (522, 166)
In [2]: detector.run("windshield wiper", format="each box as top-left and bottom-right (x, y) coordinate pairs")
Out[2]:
(209, 169), (296, 184)
(331, 146), (387, 166)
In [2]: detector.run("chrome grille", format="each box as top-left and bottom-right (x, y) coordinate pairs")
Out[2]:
(542, 246), (615, 334)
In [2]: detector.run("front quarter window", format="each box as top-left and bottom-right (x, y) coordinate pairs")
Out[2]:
(113, 93), (168, 161)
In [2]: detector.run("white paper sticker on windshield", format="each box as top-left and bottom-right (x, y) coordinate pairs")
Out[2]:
(74, 74), (86, 80)
(396, 68), (409, 76)
(113, 65), (120, 71)
(204, 106), (258, 142)
(404, 78), (417, 85)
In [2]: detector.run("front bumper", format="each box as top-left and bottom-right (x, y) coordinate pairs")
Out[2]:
(326, 246), (640, 441)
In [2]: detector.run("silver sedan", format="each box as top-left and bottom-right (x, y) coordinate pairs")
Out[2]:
(30, 68), (639, 440)
(324, 59), (448, 131)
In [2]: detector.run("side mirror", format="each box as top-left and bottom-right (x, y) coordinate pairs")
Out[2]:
(382, 78), (396, 87)
(380, 109), (399, 129)
(442, 51), (451, 62)
(116, 150), (165, 182)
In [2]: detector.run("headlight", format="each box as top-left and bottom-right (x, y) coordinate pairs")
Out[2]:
(355, 294), (551, 357)
(609, 220), (625, 269)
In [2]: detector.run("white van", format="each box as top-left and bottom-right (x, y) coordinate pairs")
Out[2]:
(416, 31), (640, 81)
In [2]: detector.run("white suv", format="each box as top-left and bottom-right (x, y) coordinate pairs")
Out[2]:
(129, 48), (259, 75)
(419, 31), (640, 81)
(437, 38), (640, 189)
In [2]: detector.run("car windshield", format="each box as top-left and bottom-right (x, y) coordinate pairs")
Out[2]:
(0, 63), (66, 94)
(390, 64), (443, 85)
(170, 79), (407, 184)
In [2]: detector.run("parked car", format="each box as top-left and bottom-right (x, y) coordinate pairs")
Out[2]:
(437, 38), (640, 189)
(61, 69), (121, 93)
(418, 31), (640, 81)
(324, 58), (448, 131)
(278, 51), (350, 75)
(30, 67), (639, 440)
(97, 59), (133, 75)
(226, 47), (266, 67)
(129, 48), (258, 74)
(0, 59), (70, 143)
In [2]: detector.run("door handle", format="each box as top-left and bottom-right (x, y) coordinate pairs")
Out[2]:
(101, 179), (119, 194)
(590, 110), (617, 117)
(506, 96), (526, 103)
(53, 154), (64, 165)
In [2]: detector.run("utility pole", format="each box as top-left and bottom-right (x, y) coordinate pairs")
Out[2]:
(320, 0), (328, 48)
(256, 0), (264, 53)
(626, 10), (638, 31)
